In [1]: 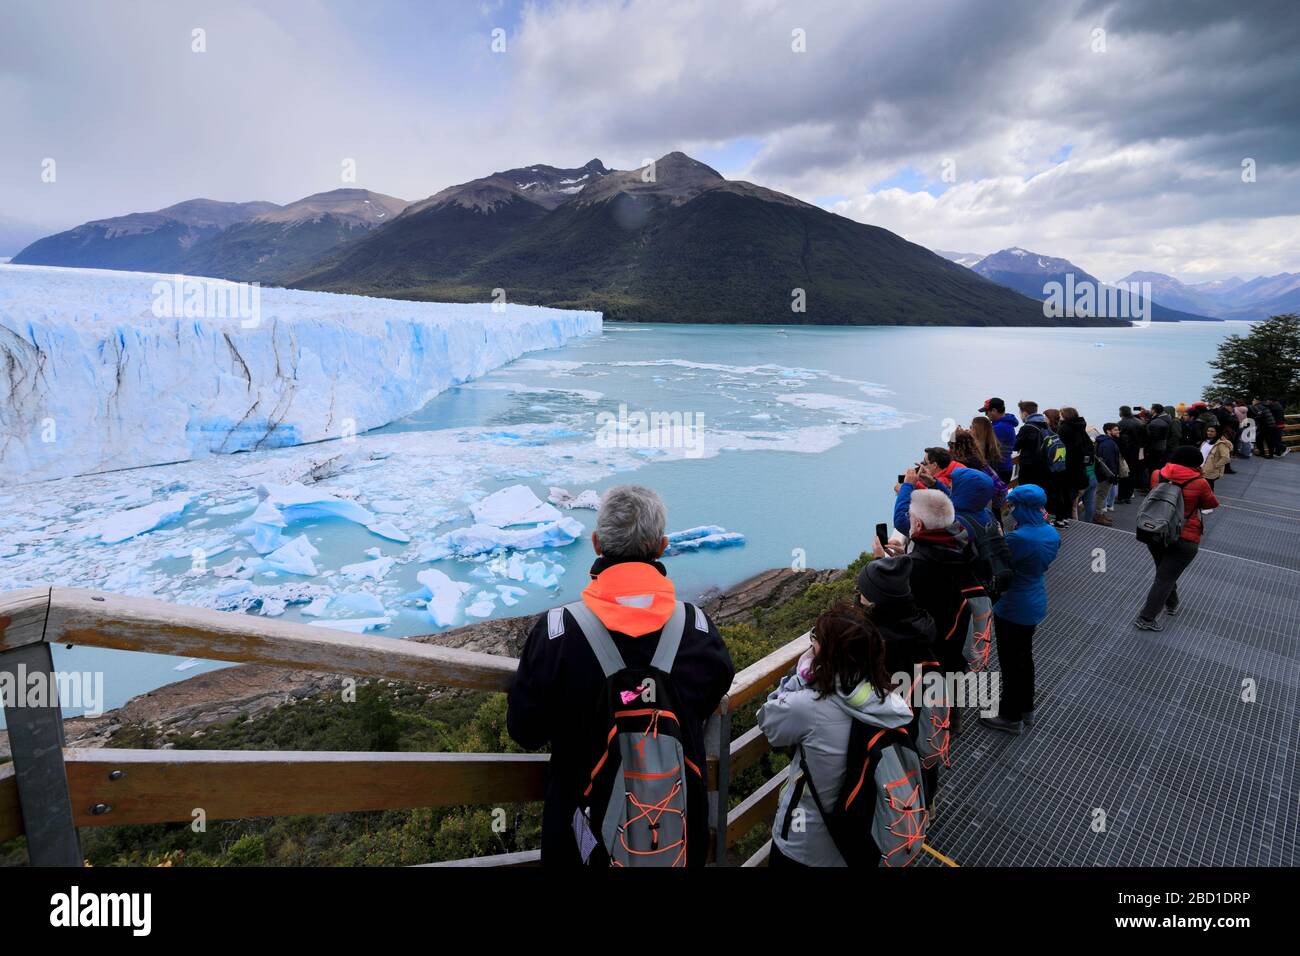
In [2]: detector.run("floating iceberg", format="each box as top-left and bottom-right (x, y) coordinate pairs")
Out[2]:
(470, 485), (562, 526)
(0, 264), (601, 483)
(239, 482), (411, 551)
(415, 568), (473, 627)
(260, 534), (320, 576)
(329, 592), (386, 616)
(339, 555), (395, 581)
(93, 493), (196, 544)
(496, 584), (527, 607)
(417, 516), (584, 561)
(664, 526), (746, 556)
(466, 591), (497, 618)
(548, 487), (602, 510)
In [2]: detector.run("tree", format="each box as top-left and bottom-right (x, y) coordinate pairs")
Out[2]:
(1205, 313), (1300, 407)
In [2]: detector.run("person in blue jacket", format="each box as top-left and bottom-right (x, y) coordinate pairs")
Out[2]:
(948, 467), (1014, 598)
(981, 484), (1060, 735)
(978, 397), (1019, 484)
(949, 466), (995, 527)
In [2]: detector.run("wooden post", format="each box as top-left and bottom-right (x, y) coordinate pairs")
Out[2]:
(712, 699), (732, 866)
(0, 641), (82, 866)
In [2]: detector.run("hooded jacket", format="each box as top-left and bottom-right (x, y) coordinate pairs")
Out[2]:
(950, 467), (995, 525)
(1150, 463), (1219, 542)
(949, 468), (1014, 596)
(506, 556), (735, 866)
(991, 413), (1020, 476)
(759, 676), (912, 866)
(992, 484), (1061, 626)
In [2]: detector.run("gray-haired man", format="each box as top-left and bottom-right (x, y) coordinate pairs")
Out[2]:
(507, 485), (734, 866)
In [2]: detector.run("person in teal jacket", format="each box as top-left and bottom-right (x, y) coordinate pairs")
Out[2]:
(981, 484), (1060, 735)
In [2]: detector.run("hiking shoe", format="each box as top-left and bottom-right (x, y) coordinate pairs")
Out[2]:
(980, 715), (1023, 735)
(1093, 514), (1113, 526)
(1023, 708), (1037, 726)
(1165, 603), (1180, 616)
(1134, 616), (1164, 631)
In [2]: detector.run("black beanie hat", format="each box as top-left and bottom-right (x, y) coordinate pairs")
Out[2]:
(856, 555), (912, 605)
(1170, 445), (1204, 468)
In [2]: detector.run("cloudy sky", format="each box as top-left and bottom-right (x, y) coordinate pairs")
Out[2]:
(3, 0), (1297, 281)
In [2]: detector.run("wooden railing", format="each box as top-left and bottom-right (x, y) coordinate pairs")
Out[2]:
(0, 587), (807, 866)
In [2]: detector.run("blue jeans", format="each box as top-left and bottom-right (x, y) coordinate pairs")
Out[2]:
(1079, 474), (1098, 523)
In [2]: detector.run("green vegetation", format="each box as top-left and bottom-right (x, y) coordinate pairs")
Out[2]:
(0, 556), (868, 867)
(1205, 313), (1300, 406)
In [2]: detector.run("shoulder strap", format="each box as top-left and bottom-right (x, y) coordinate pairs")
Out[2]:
(564, 600), (689, 678)
(650, 602), (689, 674)
(797, 743), (830, 822)
(564, 601), (625, 678)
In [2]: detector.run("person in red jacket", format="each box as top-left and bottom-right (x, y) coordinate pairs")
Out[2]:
(1135, 446), (1220, 631)
(921, 446), (966, 488)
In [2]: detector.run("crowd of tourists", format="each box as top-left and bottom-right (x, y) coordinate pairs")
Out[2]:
(504, 393), (1287, 868)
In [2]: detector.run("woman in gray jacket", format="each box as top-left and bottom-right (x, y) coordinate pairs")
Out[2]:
(758, 603), (913, 868)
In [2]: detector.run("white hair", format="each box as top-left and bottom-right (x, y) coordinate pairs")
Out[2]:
(909, 489), (955, 532)
(596, 485), (667, 560)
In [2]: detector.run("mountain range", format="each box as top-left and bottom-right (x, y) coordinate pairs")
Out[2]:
(12, 154), (1132, 327)
(1115, 270), (1300, 321)
(939, 248), (1296, 322)
(968, 247), (1217, 322)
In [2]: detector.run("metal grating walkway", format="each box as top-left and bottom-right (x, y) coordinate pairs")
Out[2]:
(925, 453), (1299, 866)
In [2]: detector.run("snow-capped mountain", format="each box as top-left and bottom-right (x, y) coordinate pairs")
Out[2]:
(973, 248), (1217, 322)
(934, 249), (985, 268)
(1118, 270), (1300, 320)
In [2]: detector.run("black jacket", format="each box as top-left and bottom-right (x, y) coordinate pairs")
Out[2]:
(1146, 413), (1172, 454)
(1057, 415), (1094, 491)
(506, 560), (734, 866)
(871, 600), (938, 678)
(1117, 414), (1147, 458)
(908, 527), (980, 673)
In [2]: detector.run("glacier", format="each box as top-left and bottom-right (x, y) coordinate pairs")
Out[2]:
(0, 264), (602, 483)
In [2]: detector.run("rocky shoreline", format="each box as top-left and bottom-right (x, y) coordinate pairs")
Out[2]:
(0, 566), (841, 760)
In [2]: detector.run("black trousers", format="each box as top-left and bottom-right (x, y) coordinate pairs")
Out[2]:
(1140, 538), (1198, 620)
(994, 616), (1036, 722)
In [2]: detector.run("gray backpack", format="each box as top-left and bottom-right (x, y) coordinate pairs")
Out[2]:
(799, 720), (928, 867)
(565, 601), (700, 868)
(1136, 475), (1192, 545)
